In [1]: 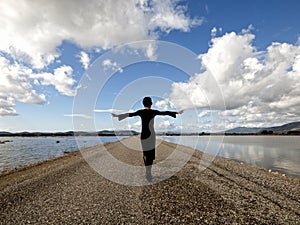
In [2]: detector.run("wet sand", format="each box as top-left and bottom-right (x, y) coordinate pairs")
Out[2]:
(0, 137), (299, 224)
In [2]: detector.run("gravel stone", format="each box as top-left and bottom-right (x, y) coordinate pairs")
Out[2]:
(0, 138), (299, 224)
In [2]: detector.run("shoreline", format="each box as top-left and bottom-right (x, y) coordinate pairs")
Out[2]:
(0, 140), (296, 179)
(1, 136), (299, 179)
(1, 138), (300, 224)
(1, 134), (300, 137)
(0, 150), (79, 179)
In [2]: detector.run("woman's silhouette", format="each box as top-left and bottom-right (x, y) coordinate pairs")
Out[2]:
(112, 97), (183, 181)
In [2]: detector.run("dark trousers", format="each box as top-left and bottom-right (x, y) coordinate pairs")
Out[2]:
(141, 137), (155, 166)
(143, 149), (155, 166)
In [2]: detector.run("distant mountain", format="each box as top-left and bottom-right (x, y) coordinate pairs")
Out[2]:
(98, 130), (138, 136)
(267, 122), (300, 132)
(113, 130), (139, 136)
(225, 127), (262, 134)
(0, 130), (139, 137)
(225, 121), (300, 134)
(0, 131), (12, 136)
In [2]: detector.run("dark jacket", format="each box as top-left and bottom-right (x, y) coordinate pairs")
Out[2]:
(118, 109), (177, 157)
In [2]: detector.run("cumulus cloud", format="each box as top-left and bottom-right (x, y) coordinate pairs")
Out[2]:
(0, 96), (18, 116)
(0, 56), (47, 116)
(0, 56), (77, 116)
(79, 51), (90, 69)
(155, 99), (171, 110)
(0, 57), (46, 104)
(31, 66), (76, 96)
(102, 59), (124, 73)
(155, 118), (181, 132)
(0, 0), (199, 69)
(0, 0), (200, 116)
(170, 29), (300, 127)
(147, 0), (203, 33)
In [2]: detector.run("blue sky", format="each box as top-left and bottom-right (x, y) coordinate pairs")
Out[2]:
(0, 0), (300, 132)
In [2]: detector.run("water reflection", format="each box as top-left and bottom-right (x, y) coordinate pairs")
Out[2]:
(162, 136), (300, 178)
(1, 136), (299, 178)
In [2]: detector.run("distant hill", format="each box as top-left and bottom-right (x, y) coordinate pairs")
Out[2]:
(0, 130), (139, 137)
(1, 122), (300, 136)
(225, 127), (262, 134)
(98, 130), (138, 136)
(267, 122), (300, 132)
(225, 121), (300, 134)
(0, 132), (12, 136)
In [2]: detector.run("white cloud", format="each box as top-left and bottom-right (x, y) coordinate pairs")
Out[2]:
(31, 66), (76, 96)
(94, 109), (123, 113)
(0, 0), (200, 117)
(0, 0), (199, 69)
(146, 42), (157, 60)
(134, 120), (141, 127)
(0, 96), (18, 116)
(148, 0), (203, 33)
(102, 59), (124, 73)
(0, 56), (47, 116)
(79, 51), (90, 69)
(205, 4), (209, 14)
(198, 110), (210, 118)
(169, 29), (300, 128)
(211, 27), (217, 37)
(211, 27), (222, 37)
(0, 57), (46, 104)
(157, 120), (172, 129)
(64, 114), (92, 119)
(0, 56), (77, 116)
(155, 99), (170, 110)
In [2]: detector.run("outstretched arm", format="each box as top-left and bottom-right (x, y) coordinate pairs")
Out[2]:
(112, 111), (140, 121)
(156, 109), (184, 118)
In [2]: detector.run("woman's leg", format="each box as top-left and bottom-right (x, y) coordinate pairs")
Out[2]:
(143, 150), (154, 181)
(143, 155), (154, 166)
(141, 137), (155, 181)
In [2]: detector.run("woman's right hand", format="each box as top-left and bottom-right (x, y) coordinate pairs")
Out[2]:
(177, 110), (184, 114)
(111, 113), (118, 117)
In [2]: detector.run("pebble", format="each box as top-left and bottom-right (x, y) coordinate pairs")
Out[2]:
(0, 138), (299, 224)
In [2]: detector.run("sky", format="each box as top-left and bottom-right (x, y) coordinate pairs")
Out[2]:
(0, 0), (300, 132)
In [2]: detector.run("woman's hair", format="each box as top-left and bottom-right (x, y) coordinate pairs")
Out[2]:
(142, 97), (152, 107)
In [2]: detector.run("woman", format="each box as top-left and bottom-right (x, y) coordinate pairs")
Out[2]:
(112, 97), (183, 181)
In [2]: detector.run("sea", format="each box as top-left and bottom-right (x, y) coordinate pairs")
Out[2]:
(0, 136), (123, 173)
(161, 135), (300, 178)
(0, 135), (299, 178)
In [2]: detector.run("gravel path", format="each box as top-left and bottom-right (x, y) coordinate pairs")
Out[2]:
(0, 137), (299, 224)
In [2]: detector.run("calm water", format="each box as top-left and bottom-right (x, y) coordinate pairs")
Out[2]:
(1, 136), (299, 178)
(161, 136), (300, 178)
(0, 136), (125, 173)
